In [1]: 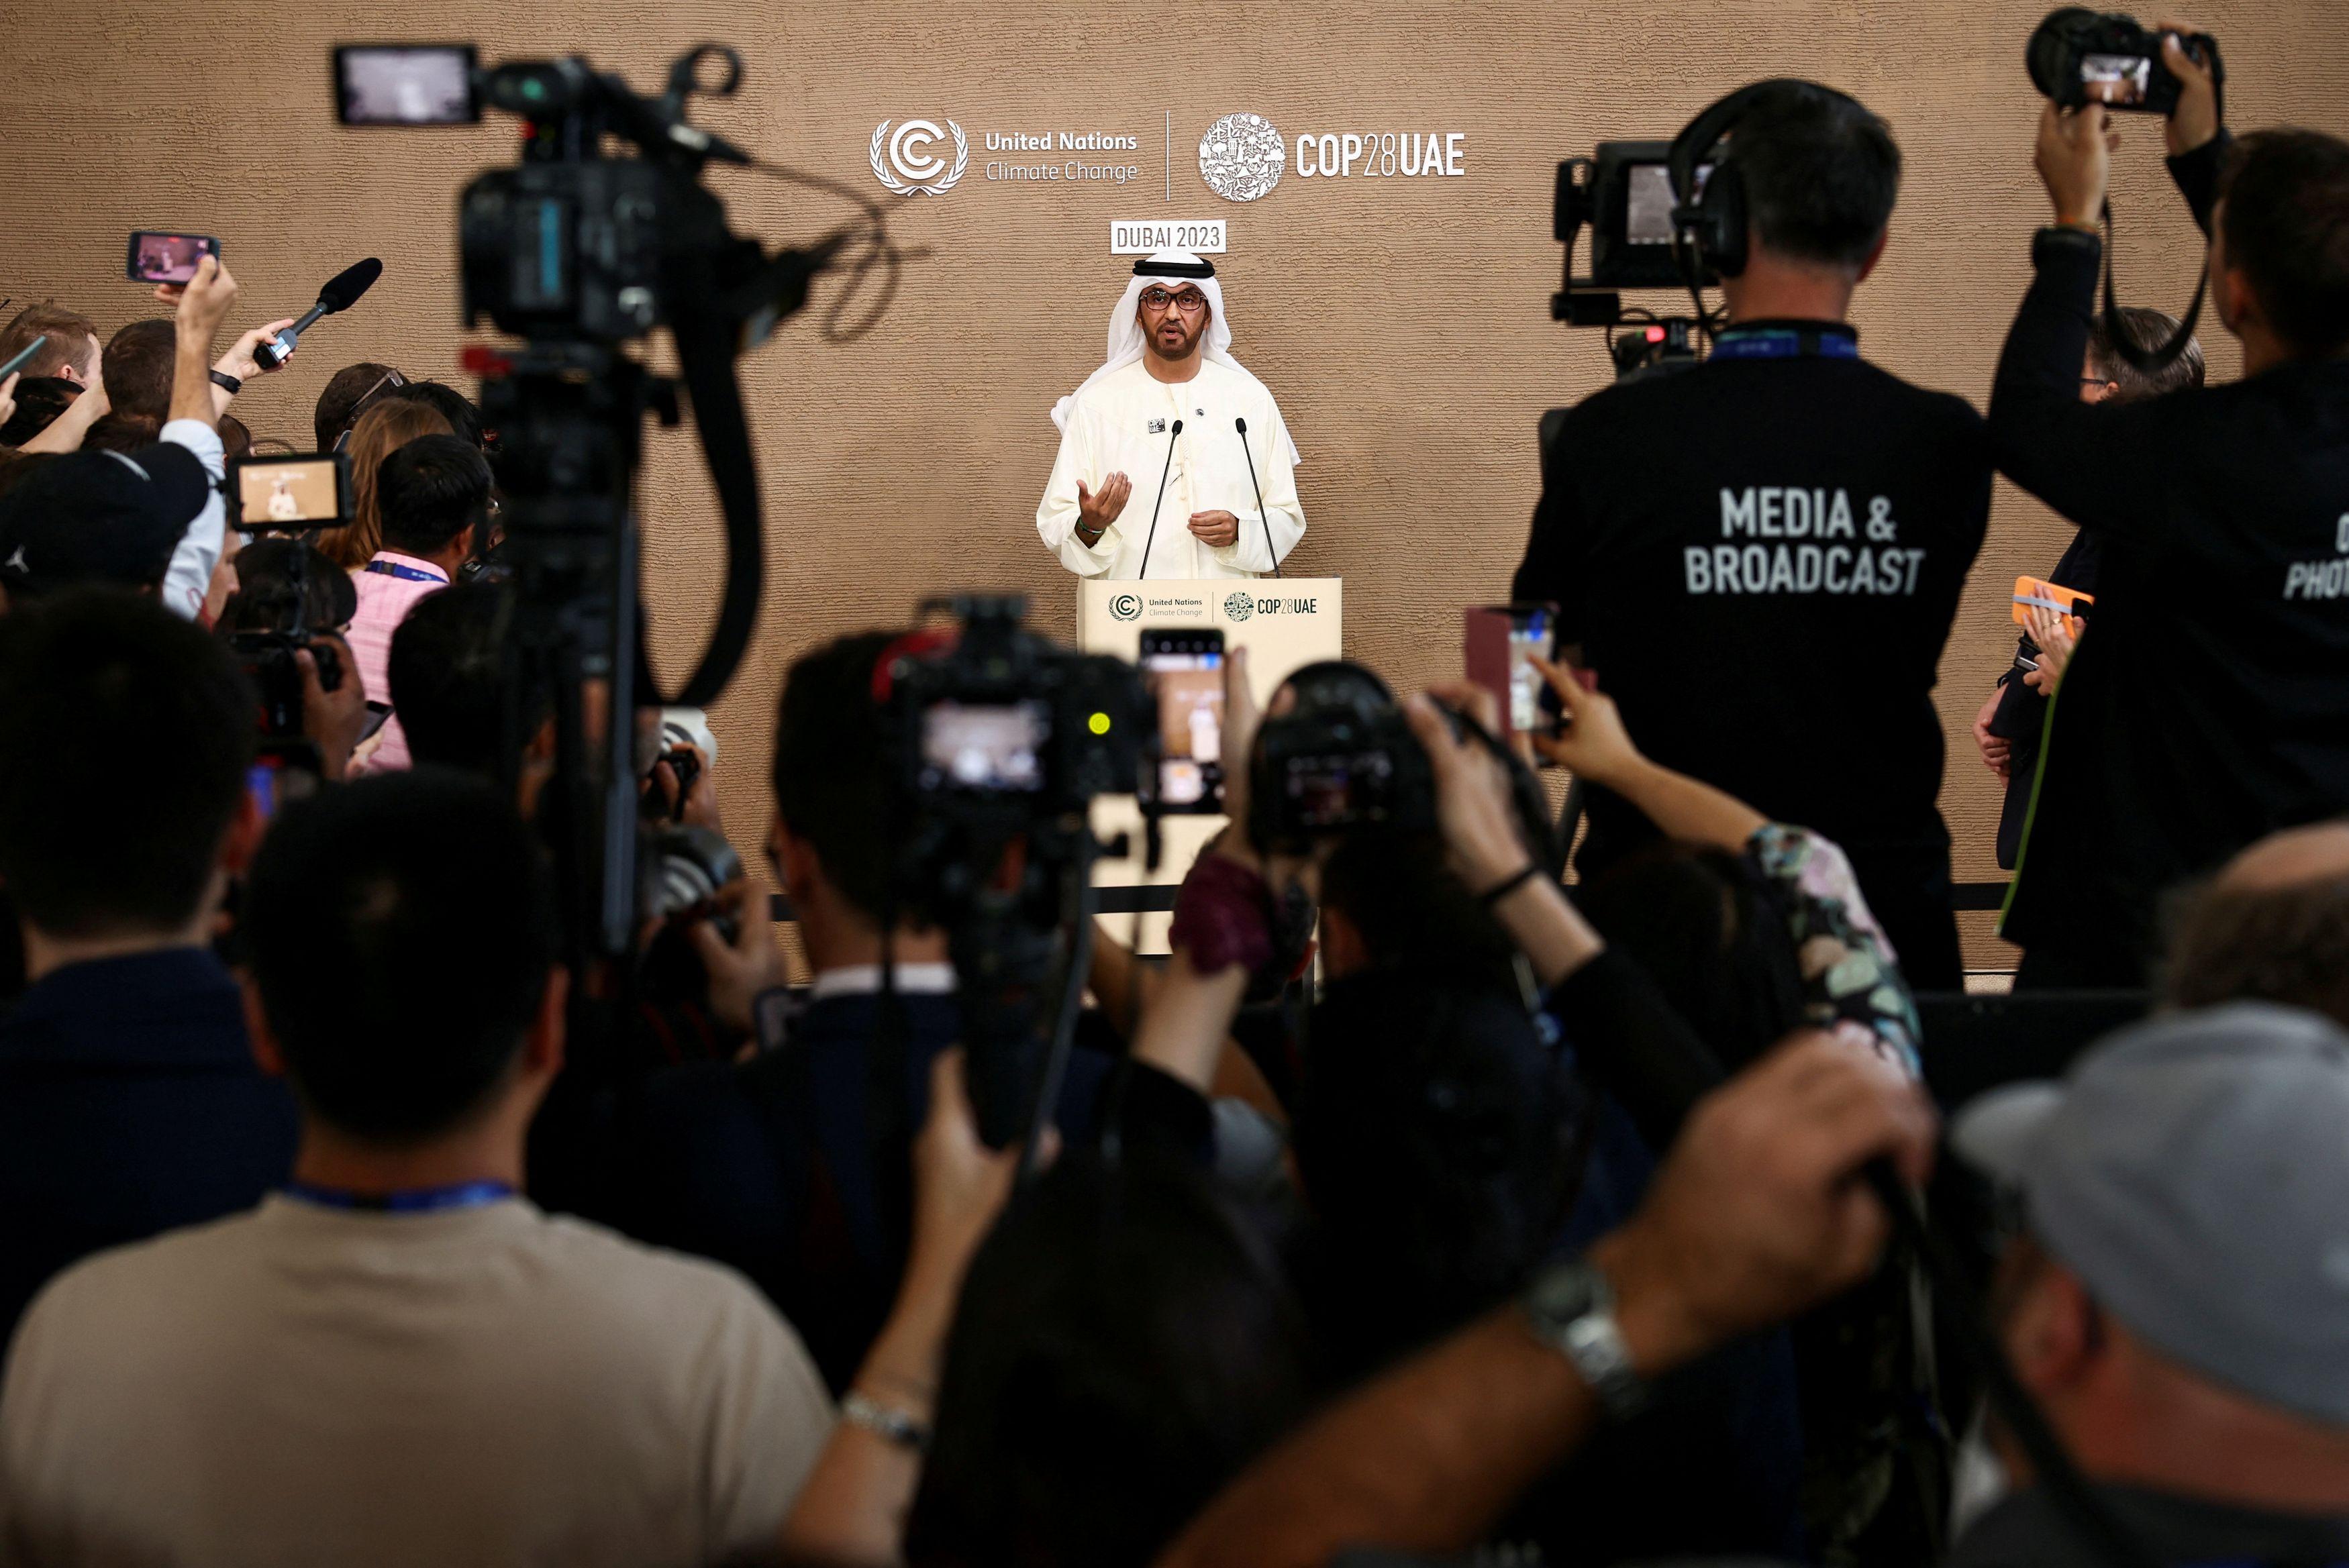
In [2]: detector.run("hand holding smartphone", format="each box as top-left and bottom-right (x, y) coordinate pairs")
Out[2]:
(126, 231), (221, 286)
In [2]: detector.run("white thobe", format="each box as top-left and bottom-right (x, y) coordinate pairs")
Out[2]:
(1037, 358), (1305, 580)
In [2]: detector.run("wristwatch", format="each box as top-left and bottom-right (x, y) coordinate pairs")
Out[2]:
(1521, 1259), (1648, 1419)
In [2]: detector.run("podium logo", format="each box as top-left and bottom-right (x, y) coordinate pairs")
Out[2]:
(1222, 591), (1256, 622)
(1109, 593), (1143, 622)
(1199, 113), (1285, 203)
(871, 118), (969, 196)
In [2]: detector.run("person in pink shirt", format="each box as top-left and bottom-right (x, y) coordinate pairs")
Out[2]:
(345, 434), (489, 771)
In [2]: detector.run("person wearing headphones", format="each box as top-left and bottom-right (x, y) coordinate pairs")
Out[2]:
(1513, 81), (1991, 989)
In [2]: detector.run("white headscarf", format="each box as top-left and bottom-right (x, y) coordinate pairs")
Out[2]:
(1050, 250), (1270, 433)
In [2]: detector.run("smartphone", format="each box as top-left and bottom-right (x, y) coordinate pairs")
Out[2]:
(0, 335), (46, 381)
(228, 452), (354, 531)
(2012, 575), (2094, 626)
(126, 231), (221, 285)
(334, 44), (481, 126)
(1138, 628), (1226, 814)
(1463, 604), (1560, 743)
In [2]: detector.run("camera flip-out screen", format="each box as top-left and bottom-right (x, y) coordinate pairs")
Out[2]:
(335, 45), (480, 126)
(230, 454), (353, 529)
(920, 701), (1048, 793)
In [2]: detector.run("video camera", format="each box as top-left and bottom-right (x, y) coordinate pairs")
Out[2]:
(219, 453), (359, 771)
(1551, 144), (1714, 380)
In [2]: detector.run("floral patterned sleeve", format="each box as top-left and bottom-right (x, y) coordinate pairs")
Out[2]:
(1744, 823), (1923, 1078)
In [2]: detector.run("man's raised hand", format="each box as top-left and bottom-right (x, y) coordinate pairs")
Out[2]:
(176, 256), (239, 345)
(2036, 101), (2119, 228)
(2158, 21), (2221, 158)
(1075, 472), (1132, 539)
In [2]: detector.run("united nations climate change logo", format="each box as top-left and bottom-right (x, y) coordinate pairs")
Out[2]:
(1109, 593), (1143, 622)
(1198, 112), (1285, 203)
(871, 118), (969, 196)
(1223, 591), (1256, 622)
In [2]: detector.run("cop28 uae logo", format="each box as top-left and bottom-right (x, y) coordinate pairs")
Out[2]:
(1198, 113), (1285, 203)
(1109, 593), (1143, 622)
(871, 118), (969, 195)
(1222, 591), (1256, 622)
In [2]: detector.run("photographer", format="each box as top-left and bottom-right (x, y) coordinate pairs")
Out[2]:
(1991, 29), (2349, 986)
(1513, 81), (1989, 988)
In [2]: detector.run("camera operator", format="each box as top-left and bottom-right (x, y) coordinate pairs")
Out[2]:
(1992, 30), (2349, 987)
(1973, 308), (2204, 869)
(345, 433), (488, 771)
(1514, 82), (1989, 988)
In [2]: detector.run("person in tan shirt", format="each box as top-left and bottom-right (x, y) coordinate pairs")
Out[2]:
(0, 770), (833, 1568)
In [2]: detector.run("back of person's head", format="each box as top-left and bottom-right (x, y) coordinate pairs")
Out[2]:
(1576, 841), (1805, 1072)
(80, 411), (163, 454)
(1317, 827), (1517, 982)
(376, 433), (491, 558)
(0, 303), (100, 382)
(907, 1149), (1313, 1568)
(2220, 129), (2349, 359)
(384, 380), (485, 450)
(216, 413), (254, 464)
(2090, 307), (2207, 399)
(1728, 81), (1901, 272)
(101, 318), (177, 421)
(0, 590), (253, 938)
(244, 769), (556, 1143)
(1299, 963), (1581, 1371)
(217, 539), (358, 637)
(323, 399), (454, 570)
(771, 629), (899, 921)
(314, 361), (399, 452)
(0, 378), (86, 446)
(2164, 822), (2349, 1027)
(391, 584), (544, 776)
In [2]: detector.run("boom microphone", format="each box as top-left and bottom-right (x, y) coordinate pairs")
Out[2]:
(255, 257), (385, 370)
(1233, 415), (1281, 580)
(1137, 417), (1183, 574)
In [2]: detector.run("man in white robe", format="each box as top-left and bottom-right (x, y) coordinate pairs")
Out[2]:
(1036, 253), (1305, 580)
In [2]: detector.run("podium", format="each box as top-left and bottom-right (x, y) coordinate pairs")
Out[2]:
(1077, 578), (1342, 951)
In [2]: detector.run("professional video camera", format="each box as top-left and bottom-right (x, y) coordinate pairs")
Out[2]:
(1550, 143), (1712, 380)
(332, 40), (871, 980)
(879, 595), (1149, 1148)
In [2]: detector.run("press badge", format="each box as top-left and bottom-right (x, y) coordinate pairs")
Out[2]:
(1147, 418), (1166, 434)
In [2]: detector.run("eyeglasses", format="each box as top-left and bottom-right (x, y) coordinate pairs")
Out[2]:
(1140, 287), (1209, 315)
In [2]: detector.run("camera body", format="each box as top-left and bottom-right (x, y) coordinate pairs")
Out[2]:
(2027, 9), (2219, 115)
(884, 596), (1148, 920)
(1551, 142), (1711, 381)
(1248, 662), (1437, 854)
(232, 633), (346, 741)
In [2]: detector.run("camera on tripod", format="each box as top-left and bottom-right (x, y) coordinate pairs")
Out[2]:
(1551, 144), (1714, 379)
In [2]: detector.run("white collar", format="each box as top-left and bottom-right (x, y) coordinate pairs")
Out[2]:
(806, 961), (956, 1003)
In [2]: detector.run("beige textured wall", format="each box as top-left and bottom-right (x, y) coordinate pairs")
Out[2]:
(11, 1), (2349, 970)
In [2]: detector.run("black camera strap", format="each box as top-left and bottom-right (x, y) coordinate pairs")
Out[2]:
(2096, 195), (2208, 374)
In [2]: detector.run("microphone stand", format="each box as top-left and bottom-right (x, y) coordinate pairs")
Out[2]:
(1136, 417), (1183, 575)
(1234, 415), (1281, 578)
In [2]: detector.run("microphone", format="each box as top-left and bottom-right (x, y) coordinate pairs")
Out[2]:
(1137, 417), (1183, 576)
(1233, 415), (1281, 580)
(254, 258), (384, 370)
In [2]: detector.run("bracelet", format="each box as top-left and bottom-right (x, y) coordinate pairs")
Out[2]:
(1476, 864), (1544, 906)
(841, 1390), (930, 1451)
(209, 369), (242, 396)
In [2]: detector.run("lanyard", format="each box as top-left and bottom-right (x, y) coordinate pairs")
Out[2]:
(364, 560), (447, 584)
(1710, 325), (1860, 362)
(283, 1180), (516, 1213)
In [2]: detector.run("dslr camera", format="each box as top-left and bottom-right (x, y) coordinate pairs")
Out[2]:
(2028, 9), (2220, 115)
(1246, 662), (1438, 854)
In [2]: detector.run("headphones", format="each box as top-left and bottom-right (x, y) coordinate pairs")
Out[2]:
(1667, 78), (1870, 286)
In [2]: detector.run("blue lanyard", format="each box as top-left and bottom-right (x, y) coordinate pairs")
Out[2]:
(283, 1180), (516, 1213)
(1711, 325), (1860, 361)
(364, 560), (446, 584)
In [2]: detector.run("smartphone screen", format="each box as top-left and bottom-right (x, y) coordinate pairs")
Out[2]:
(334, 45), (481, 126)
(1506, 607), (1556, 737)
(1140, 629), (1226, 814)
(230, 453), (354, 530)
(126, 231), (220, 285)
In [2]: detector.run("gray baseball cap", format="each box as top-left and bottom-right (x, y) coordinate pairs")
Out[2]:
(1954, 1001), (2349, 1427)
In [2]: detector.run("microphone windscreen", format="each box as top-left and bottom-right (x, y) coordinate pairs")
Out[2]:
(1234, 415), (1249, 432)
(317, 258), (384, 313)
(1171, 418), (1184, 433)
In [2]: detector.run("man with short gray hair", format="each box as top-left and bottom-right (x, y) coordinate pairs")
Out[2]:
(1949, 1002), (2349, 1563)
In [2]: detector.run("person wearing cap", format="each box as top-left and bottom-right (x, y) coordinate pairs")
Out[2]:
(1948, 1002), (2349, 1564)
(0, 256), (252, 619)
(1036, 251), (1305, 580)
